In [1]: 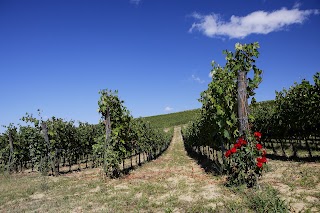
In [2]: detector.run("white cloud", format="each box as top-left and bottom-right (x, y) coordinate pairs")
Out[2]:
(192, 74), (205, 84)
(164, 106), (173, 112)
(130, 0), (141, 5)
(189, 6), (319, 39)
(293, 2), (301, 9)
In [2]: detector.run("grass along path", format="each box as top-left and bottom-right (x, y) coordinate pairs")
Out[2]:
(0, 127), (231, 212)
(1, 127), (318, 212)
(121, 126), (228, 211)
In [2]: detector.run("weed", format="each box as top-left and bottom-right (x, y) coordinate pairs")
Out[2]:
(245, 185), (289, 213)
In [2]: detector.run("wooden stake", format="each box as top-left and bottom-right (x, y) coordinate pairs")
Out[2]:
(237, 71), (249, 136)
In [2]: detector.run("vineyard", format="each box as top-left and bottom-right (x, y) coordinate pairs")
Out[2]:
(0, 42), (319, 212)
(0, 90), (172, 176)
(180, 42), (319, 211)
(250, 75), (320, 160)
(143, 109), (200, 129)
(183, 73), (320, 175)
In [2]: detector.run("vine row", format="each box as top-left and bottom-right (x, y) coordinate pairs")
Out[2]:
(0, 91), (173, 176)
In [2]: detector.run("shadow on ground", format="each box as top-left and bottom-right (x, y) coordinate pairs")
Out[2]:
(184, 144), (225, 176)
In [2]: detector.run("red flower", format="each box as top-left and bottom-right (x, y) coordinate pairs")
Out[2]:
(231, 147), (237, 153)
(262, 157), (267, 163)
(238, 138), (247, 146)
(254, 132), (262, 138)
(234, 142), (241, 149)
(225, 150), (231, 158)
(254, 132), (262, 141)
(241, 140), (247, 145)
(256, 143), (263, 150)
(257, 162), (263, 168)
(262, 150), (267, 157)
(257, 157), (267, 163)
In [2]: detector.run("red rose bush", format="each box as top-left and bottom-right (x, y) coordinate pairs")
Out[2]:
(225, 132), (268, 187)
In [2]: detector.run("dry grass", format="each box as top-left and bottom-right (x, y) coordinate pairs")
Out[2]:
(0, 127), (319, 212)
(261, 160), (320, 212)
(0, 127), (227, 212)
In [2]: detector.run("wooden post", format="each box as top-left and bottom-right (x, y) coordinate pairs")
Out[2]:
(130, 149), (133, 168)
(8, 130), (14, 172)
(220, 137), (226, 166)
(104, 107), (111, 173)
(138, 152), (141, 165)
(68, 158), (72, 172)
(305, 137), (313, 158)
(41, 122), (57, 176)
(237, 71), (249, 136)
(57, 157), (60, 173)
(86, 154), (88, 168)
(105, 108), (111, 143)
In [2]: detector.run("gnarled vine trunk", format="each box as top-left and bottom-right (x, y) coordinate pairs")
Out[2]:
(237, 71), (249, 136)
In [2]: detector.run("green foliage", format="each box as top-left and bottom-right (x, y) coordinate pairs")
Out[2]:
(97, 89), (134, 177)
(0, 89), (172, 176)
(143, 109), (200, 129)
(225, 135), (267, 187)
(183, 42), (264, 187)
(275, 73), (320, 137)
(184, 42), (262, 147)
(97, 89), (172, 178)
(249, 100), (276, 134)
(245, 185), (289, 213)
(0, 110), (102, 175)
(251, 72), (320, 138)
(0, 124), (18, 173)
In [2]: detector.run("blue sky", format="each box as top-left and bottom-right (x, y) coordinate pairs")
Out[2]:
(0, 0), (319, 132)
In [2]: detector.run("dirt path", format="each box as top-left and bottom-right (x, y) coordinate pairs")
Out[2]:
(2, 127), (319, 212)
(0, 127), (230, 213)
(115, 126), (228, 211)
(127, 126), (215, 182)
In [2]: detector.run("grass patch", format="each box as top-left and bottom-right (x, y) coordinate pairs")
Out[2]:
(245, 185), (289, 213)
(279, 162), (320, 189)
(214, 184), (289, 213)
(0, 129), (318, 212)
(142, 109), (200, 129)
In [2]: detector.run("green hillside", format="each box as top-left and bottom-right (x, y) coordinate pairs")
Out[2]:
(141, 100), (276, 130)
(141, 109), (200, 129)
